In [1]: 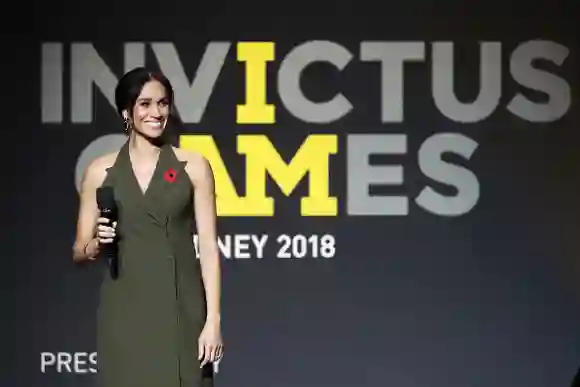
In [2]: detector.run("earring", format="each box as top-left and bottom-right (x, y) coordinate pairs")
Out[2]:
(123, 117), (131, 133)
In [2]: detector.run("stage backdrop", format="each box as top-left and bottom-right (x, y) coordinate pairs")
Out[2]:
(5, 3), (580, 387)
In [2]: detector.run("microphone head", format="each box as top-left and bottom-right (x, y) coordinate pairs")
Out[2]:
(96, 186), (116, 210)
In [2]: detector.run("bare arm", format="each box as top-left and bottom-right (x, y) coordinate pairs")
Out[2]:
(72, 159), (107, 262)
(186, 154), (222, 324)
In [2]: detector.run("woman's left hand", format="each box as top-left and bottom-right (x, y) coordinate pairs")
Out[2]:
(198, 319), (223, 367)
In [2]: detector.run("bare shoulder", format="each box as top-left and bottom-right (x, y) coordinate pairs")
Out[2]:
(83, 151), (120, 188)
(172, 147), (213, 183)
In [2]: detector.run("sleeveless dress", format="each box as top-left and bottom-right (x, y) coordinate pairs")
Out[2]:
(96, 140), (213, 387)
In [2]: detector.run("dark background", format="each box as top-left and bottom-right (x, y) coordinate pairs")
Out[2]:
(4, 1), (580, 386)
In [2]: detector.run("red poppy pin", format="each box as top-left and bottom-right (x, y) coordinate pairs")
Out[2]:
(163, 168), (177, 183)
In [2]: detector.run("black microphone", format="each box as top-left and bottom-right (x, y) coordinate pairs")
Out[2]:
(96, 186), (119, 280)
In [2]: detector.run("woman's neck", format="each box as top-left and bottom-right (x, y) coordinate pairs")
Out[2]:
(128, 131), (162, 160)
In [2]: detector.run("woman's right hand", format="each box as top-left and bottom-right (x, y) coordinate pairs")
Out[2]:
(85, 217), (117, 260)
(96, 217), (117, 244)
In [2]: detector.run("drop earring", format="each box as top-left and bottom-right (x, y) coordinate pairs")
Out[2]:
(123, 117), (131, 133)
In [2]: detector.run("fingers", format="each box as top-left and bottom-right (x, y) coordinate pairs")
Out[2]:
(199, 342), (223, 367)
(96, 219), (117, 244)
(200, 343), (210, 367)
(214, 345), (223, 361)
(198, 340), (205, 365)
(97, 218), (117, 227)
(97, 225), (115, 243)
(208, 345), (217, 363)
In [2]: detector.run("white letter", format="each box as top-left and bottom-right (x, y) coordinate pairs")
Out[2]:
(151, 42), (230, 123)
(278, 40), (353, 123)
(234, 234), (251, 259)
(57, 352), (73, 372)
(432, 42), (502, 122)
(507, 40), (570, 122)
(347, 134), (408, 215)
(71, 43), (119, 123)
(253, 234), (268, 259)
(416, 133), (479, 216)
(74, 352), (88, 374)
(361, 42), (425, 122)
(40, 352), (55, 372)
(41, 43), (63, 123)
(89, 352), (98, 373)
(124, 42), (145, 71)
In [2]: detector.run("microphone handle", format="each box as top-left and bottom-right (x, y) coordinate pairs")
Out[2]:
(99, 208), (118, 279)
(104, 244), (119, 279)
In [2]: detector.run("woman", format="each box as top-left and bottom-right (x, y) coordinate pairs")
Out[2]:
(72, 67), (223, 387)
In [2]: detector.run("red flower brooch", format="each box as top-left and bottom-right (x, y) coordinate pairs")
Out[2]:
(163, 168), (177, 183)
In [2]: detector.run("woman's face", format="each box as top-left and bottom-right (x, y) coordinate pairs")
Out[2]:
(127, 80), (170, 138)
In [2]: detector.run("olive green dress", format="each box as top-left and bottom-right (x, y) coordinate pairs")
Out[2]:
(96, 140), (213, 387)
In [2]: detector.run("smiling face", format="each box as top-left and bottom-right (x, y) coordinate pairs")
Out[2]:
(124, 80), (170, 139)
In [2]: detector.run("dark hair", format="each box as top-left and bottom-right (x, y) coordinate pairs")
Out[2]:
(114, 67), (174, 117)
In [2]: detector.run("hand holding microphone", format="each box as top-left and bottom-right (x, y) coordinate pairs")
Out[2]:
(96, 217), (117, 244)
(96, 186), (119, 279)
(84, 217), (117, 260)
